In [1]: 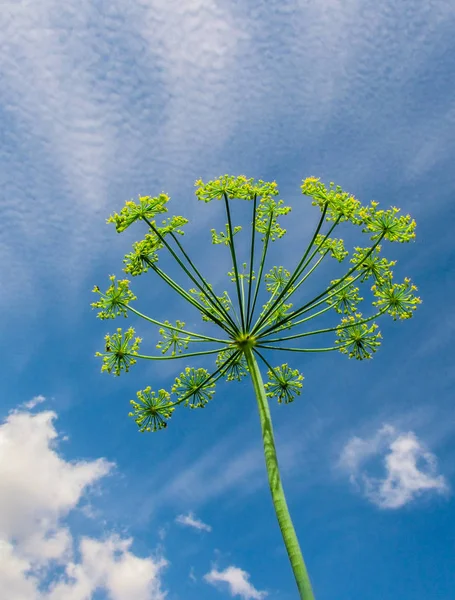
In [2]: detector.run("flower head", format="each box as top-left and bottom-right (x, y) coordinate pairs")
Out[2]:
(301, 178), (363, 224)
(216, 347), (249, 381)
(129, 387), (175, 432)
(156, 320), (191, 355)
(195, 175), (279, 203)
(96, 327), (142, 376)
(313, 234), (349, 263)
(335, 313), (382, 360)
(350, 245), (396, 284)
(326, 276), (364, 314)
(264, 364), (304, 404)
(91, 276), (136, 319)
(172, 367), (216, 408)
(359, 202), (416, 242)
(107, 194), (170, 232)
(372, 277), (422, 320)
(265, 266), (291, 294)
(211, 224), (242, 245)
(255, 197), (292, 241)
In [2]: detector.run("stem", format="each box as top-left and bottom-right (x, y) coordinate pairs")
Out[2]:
(245, 194), (258, 325)
(126, 305), (229, 344)
(243, 347), (315, 600)
(247, 211), (274, 329)
(144, 217), (238, 333)
(135, 346), (229, 361)
(223, 193), (246, 331)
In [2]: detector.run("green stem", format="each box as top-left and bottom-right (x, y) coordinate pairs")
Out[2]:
(243, 346), (315, 600)
(223, 193), (246, 331)
(259, 235), (385, 337)
(126, 305), (229, 344)
(144, 217), (238, 333)
(262, 307), (388, 344)
(245, 194), (258, 325)
(135, 346), (228, 361)
(247, 212), (274, 329)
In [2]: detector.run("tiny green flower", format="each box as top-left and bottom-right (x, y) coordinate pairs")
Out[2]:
(264, 364), (304, 404)
(326, 276), (364, 314)
(195, 174), (279, 203)
(335, 313), (382, 360)
(216, 347), (249, 381)
(123, 233), (161, 276)
(107, 193), (170, 232)
(95, 327), (142, 376)
(172, 367), (216, 408)
(265, 266), (291, 294)
(372, 277), (422, 320)
(255, 196), (292, 241)
(350, 245), (397, 284)
(301, 177), (363, 224)
(156, 320), (191, 355)
(228, 262), (255, 283)
(128, 387), (175, 432)
(313, 234), (349, 263)
(211, 224), (242, 245)
(359, 202), (416, 242)
(91, 275), (136, 319)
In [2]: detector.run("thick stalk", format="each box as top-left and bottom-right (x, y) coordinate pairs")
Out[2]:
(243, 347), (315, 600)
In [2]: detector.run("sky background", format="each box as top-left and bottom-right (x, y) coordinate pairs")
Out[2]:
(0, 1), (454, 599)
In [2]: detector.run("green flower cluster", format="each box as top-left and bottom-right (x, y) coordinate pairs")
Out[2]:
(195, 174), (279, 203)
(107, 193), (170, 232)
(96, 327), (142, 376)
(264, 364), (304, 404)
(91, 275), (136, 319)
(156, 320), (191, 355)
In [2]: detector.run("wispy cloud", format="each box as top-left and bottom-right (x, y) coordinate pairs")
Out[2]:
(204, 565), (267, 600)
(175, 511), (212, 532)
(23, 394), (46, 409)
(339, 424), (449, 508)
(0, 402), (167, 599)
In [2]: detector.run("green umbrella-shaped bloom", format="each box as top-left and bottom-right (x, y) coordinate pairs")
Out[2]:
(172, 367), (216, 408)
(360, 201), (416, 242)
(211, 223), (242, 245)
(326, 276), (364, 314)
(96, 327), (142, 376)
(195, 174), (279, 203)
(91, 276), (136, 319)
(128, 387), (175, 432)
(313, 234), (349, 263)
(264, 363), (304, 404)
(372, 277), (422, 320)
(107, 193), (170, 232)
(301, 177), (363, 224)
(335, 313), (382, 360)
(216, 347), (249, 381)
(265, 266), (292, 294)
(156, 320), (191, 355)
(350, 245), (397, 284)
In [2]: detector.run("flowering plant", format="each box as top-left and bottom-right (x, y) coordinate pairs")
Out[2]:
(92, 174), (421, 599)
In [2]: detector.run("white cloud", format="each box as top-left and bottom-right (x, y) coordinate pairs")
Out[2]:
(339, 424), (449, 509)
(23, 394), (46, 409)
(175, 511), (212, 532)
(204, 566), (267, 600)
(0, 404), (167, 599)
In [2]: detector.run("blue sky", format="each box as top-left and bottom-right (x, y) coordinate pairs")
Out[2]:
(0, 1), (454, 598)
